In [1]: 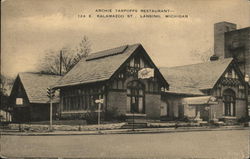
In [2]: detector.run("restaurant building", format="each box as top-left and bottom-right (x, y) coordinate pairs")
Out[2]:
(54, 44), (169, 120)
(54, 44), (248, 122)
(9, 73), (61, 122)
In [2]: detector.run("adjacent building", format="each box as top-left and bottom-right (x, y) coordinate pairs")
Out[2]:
(211, 21), (250, 116)
(9, 73), (61, 122)
(160, 58), (247, 121)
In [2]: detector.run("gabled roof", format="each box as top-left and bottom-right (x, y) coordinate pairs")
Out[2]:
(160, 58), (233, 95)
(54, 44), (141, 88)
(17, 73), (61, 103)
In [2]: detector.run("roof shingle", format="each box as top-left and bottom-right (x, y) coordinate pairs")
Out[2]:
(19, 73), (61, 103)
(160, 58), (233, 95)
(54, 44), (141, 88)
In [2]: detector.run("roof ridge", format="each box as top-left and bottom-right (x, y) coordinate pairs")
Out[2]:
(90, 43), (141, 55)
(160, 58), (233, 69)
(86, 43), (141, 61)
(19, 72), (62, 77)
(90, 44), (128, 55)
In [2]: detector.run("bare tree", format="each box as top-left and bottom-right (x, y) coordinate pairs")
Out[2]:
(39, 36), (91, 75)
(0, 74), (14, 95)
(190, 48), (213, 62)
(39, 48), (75, 75)
(74, 35), (92, 65)
(0, 74), (14, 110)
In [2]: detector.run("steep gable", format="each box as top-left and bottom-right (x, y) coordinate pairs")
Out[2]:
(160, 58), (234, 95)
(10, 73), (61, 103)
(54, 43), (168, 88)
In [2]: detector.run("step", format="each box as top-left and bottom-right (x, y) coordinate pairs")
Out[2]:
(121, 123), (147, 129)
(126, 118), (147, 124)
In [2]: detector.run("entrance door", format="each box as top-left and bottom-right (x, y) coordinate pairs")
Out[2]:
(127, 81), (145, 114)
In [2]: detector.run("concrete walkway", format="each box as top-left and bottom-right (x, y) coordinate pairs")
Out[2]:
(1, 125), (248, 136)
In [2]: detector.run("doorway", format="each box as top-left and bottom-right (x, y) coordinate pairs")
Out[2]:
(127, 81), (145, 114)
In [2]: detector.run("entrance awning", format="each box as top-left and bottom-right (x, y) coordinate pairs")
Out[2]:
(182, 96), (218, 105)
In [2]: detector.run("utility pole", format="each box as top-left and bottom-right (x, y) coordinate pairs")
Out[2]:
(59, 50), (62, 76)
(47, 87), (55, 131)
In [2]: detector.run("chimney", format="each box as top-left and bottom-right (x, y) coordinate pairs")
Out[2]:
(212, 22), (237, 60)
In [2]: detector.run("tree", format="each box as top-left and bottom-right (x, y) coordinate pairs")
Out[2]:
(75, 35), (92, 63)
(190, 48), (213, 62)
(39, 48), (76, 75)
(0, 74), (14, 111)
(39, 36), (91, 75)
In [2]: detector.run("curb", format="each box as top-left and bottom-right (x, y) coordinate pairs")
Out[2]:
(1, 126), (249, 136)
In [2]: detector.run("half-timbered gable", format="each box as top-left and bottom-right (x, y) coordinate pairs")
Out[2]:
(211, 61), (246, 99)
(108, 47), (168, 93)
(54, 44), (168, 119)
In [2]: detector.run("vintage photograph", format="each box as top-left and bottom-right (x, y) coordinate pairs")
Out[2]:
(1, 0), (250, 158)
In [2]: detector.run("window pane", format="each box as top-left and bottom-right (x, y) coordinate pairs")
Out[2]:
(113, 80), (117, 89)
(118, 80), (123, 89)
(139, 89), (143, 95)
(130, 58), (134, 67)
(138, 97), (143, 113)
(140, 58), (144, 68)
(126, 97), (131, 113)
(127, 89), (131, 94)
(16, 98), (23, 105)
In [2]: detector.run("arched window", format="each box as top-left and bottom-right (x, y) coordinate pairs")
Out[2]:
(223, 89), (236, 116)
(127, 80), (145, 114)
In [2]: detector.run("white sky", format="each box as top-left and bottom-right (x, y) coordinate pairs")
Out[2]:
(1, 0), (250, 77)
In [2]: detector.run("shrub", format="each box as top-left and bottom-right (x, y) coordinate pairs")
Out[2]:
(237, 116), (250, 123)
(104, 107), (126, 122)
(179, 116), (190, 122)
(85, 111), (98, 124)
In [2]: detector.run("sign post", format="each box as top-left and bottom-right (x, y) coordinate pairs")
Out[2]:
(47, 87), (55, 131)
(95, 96), (104, 133)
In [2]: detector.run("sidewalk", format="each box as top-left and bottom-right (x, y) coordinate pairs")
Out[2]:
(1, 125), (248, 136)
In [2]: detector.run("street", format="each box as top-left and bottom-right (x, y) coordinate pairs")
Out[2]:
(1, 130), (249, 159)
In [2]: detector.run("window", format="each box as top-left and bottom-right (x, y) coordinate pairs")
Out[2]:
(227, 68), (232, 78)
(223, 89), (236, 116)
(16, 98), (23, 105)
(62, 86), (104, 112)
(127, 81), (145, 113)
(134, 56), (140, 68)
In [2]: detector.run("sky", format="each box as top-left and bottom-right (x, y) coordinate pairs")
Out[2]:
(1, 0), (250, 77)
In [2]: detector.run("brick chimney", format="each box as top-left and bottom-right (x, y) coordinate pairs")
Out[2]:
(211, 22), (237, 61)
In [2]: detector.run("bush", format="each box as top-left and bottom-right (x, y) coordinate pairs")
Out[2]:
(104, 107), (126, 122)
(237, 116), (250, 123)
(85, 111), (98, 124)
(105, 107), (118, 121)
(179, 116), (190, 122)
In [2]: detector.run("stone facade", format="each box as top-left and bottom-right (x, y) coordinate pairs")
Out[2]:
(107, 91), (127, 114)
(145, 94), (161, 119)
